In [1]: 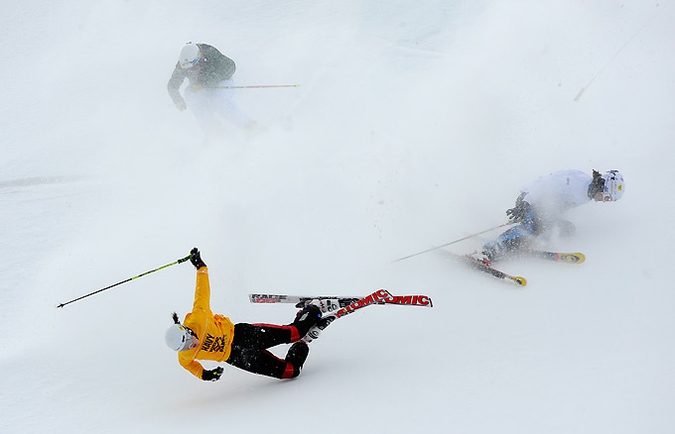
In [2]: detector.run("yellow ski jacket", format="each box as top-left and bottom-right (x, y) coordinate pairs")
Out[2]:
(177, 266), (235, 379)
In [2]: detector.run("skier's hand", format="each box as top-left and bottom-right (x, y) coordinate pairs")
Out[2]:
(175, 100), (186, 111)
(202, 367), (224, 382)
(506, 195), (531, 223)
(190, 247), (207, 269)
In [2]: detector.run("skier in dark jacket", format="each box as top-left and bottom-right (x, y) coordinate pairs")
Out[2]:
(167, 42), (251, 140)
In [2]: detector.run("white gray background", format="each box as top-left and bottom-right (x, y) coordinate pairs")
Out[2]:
(1, 1), (674, 433)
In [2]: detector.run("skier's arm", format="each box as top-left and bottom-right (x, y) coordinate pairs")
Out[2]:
(192, 267), (211, 313)
(213, 54), (236, 80)
(179, 356), (206, 379)
(199, 45), (236, 85)
(179, 357), (223, 381)
(167, 64), (187, 106)
(506, 192), (531, 223)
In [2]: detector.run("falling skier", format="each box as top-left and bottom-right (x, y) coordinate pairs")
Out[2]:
(165, 248), (332, 382)
(470, 169), (625, 266)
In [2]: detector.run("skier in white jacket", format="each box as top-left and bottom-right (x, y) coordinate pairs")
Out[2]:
(471, 169), (625, 265)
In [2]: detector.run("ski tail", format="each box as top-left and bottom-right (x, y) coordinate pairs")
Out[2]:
(528, 251), (586, 264)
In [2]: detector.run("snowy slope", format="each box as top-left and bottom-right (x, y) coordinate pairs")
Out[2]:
(2, 1), (675, 433)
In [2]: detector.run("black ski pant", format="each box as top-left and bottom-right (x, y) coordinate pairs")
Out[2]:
(225, 305), (319, 379)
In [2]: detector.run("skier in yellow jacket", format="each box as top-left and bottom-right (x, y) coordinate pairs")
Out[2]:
(165, 248), (323, 381)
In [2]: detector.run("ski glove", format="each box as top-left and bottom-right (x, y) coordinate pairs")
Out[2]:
(202, 366), (224, 382)
(190, 247), (207, 269)
(506, 193), (531, 224)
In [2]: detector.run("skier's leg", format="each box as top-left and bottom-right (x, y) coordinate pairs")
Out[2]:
(231, 317), (319, 350)
(185, 87), (220, 135)
(241, 304), (321, 345)
(227, 304), (318, 350)
(284, 342), (310, 378)
(232, 347), (307, 379)
(226, 345), (289, 378)
(237, 323), (297, 347)
(483, 213), (538, 261)
(212, 80), (252, 127)
(226, 324), (308, 378)
(290, 304), (322, 339)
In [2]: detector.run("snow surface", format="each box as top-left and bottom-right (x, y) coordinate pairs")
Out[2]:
(2, 1), (675, 433)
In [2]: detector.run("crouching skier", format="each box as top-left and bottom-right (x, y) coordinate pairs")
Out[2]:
(165, 248), (323, 381)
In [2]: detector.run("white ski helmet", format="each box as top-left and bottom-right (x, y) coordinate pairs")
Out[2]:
(601, 170), (625, 202)
(165, 324), (198, 351)
(178, 43), (201, 69)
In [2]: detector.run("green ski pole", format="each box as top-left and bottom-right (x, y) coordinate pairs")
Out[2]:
(57, 253), (192, 308)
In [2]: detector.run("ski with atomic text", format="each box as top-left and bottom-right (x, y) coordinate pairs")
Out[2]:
(251, 289), (433, 343)
(249, 290), (434, 313)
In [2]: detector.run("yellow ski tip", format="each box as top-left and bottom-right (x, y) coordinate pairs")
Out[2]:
(510, 276), (527, 286)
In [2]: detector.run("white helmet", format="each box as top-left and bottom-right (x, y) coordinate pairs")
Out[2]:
(165, 324), (198, 351)
(601, 170), (625, 202)
(178, 43), (201, 69)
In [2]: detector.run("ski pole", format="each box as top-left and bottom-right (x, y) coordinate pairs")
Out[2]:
(392, 222), (514, 263)
(213, 84), (300, 89)
(56, 254), (192, 308)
